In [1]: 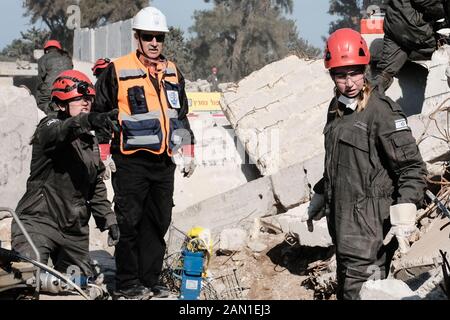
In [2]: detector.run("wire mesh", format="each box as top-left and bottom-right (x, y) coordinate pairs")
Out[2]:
(206, 268), (243, 300)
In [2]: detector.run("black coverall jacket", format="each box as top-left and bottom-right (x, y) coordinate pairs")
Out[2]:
(314, 90), (427, 299)
(36, 49), (73, 114)
(384, 0), (445, 51)
(11, 111), (116, 274)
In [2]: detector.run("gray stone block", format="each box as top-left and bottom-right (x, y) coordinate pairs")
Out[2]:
(172, 176), (277, 235)
(359, 279), (418, 300)
(219, 228), (247, 252)
(0, 86), (43, 210)
(275, 204), (333, 247)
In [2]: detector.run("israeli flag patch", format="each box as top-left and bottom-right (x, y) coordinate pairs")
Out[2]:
(395, 118), (408, 131)
(167, 90), (181, 109)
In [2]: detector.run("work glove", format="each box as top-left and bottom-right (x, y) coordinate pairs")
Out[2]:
(98, 144), (116, 180)
(88, 109), (119, 133)
(173, 145), (196, 178)
(383, 203), (418, 255)
(301, 193), (326, 232)
(107, 224), (120, 247)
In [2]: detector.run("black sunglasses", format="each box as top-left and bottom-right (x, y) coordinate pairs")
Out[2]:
(140, 33), (165, 42)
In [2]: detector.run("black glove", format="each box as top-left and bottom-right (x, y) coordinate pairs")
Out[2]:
(107, 224), (120, 247)
(88, 110), (119, 133)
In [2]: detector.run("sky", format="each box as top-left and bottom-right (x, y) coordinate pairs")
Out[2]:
(0, 0), (336, 51)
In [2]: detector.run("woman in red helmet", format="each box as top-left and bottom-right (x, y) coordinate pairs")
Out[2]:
(12, 70), (120, 284)
(303, 28), (427, 299)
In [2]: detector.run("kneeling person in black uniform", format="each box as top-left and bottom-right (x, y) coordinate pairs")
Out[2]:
(12, 70), (120, 285)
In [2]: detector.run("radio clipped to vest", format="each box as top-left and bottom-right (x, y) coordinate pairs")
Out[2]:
(127, 86), (148, 114)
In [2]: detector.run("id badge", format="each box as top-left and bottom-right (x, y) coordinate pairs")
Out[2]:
(167, 90), (181, 109)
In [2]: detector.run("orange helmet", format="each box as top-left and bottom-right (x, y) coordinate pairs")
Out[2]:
(92, 58), (111, 76)
(44, 40), (62, 51)
(324, 28), (370, 69)
(51, 70), (95, 101)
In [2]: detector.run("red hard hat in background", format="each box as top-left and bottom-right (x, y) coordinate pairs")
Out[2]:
(324, 28), (370, 70)
(51, 70), (95, 101)
(44, 40), (62, 50)
(92, 58), (111, 76)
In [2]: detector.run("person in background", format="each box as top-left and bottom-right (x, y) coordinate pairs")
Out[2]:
(375, 0), (447, 91)
(92, 58), (111, 80)
(36, 40), (73, 114)
(207, 66), (220, 92)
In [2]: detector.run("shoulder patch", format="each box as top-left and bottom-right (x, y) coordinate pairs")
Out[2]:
(46, 119), (60, 126)
(394, 118), (409, 131)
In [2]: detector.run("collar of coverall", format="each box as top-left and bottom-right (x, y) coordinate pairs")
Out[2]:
(338, 94), (358, 111)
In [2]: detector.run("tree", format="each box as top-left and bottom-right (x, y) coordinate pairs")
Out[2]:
(22, 0), (147, 53)
(164, 27), (194, 80)
(328, 0), (388, 34)
(1, 27), (50, 61)
(190, 0), (319, 81)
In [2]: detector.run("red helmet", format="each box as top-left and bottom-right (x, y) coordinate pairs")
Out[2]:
(324, 28), (370, 69)
(51, 70), (95, 101)
(44, 40), (62, 50)
(92, 58), (111, 76)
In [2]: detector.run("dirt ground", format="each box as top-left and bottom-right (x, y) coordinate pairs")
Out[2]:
(202, 232), (336, 300)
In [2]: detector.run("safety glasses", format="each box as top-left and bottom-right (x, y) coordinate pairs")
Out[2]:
(332, 70), (364, 84)
(140, 33), (165, 43)
(70, 95), (94, 103)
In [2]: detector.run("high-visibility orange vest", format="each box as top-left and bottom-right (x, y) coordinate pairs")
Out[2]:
(113, 52), (184, 156)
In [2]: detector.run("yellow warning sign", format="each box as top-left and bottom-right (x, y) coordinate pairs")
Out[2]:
(187, 92), (222, 112)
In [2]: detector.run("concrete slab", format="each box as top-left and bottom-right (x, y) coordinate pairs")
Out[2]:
(172, 176), (277, 236)
(0, 85), (44, 210)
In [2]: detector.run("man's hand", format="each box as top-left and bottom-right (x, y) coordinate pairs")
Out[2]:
(88, 110), (119, 133)
(173, 145), (196, 178)
(383, 203), (418, 255)
(301, 193), (325, 232)
(107, 224), (120, 247)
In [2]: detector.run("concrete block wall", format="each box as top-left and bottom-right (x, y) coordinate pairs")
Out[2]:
(73, 19), (135, 62)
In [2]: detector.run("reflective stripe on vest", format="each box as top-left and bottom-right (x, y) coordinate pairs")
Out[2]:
(113, 52), (180, 155)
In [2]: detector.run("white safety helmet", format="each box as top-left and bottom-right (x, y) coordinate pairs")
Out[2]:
(132, 6), (169, 33)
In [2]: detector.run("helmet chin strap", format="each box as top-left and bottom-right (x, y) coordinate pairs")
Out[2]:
(137, 31), (153, 61)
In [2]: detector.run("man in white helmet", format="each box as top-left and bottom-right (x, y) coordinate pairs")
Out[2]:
(93, 6), (196, 300)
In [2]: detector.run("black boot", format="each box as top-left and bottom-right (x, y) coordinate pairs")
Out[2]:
(114, 284), (153, 300)
(151, 285), (170, 298)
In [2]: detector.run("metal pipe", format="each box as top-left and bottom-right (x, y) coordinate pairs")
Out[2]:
(0, 207), (41, 298)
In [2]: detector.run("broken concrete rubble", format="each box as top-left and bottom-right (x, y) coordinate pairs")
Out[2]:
(359, 279), (418, 300)
(221, 55), (333, 176)
(221, 47), (450, 178)
(269, 203), (333, 248)
(0, 85), (45, 210)
(218, 228), (248, 253)
(391, 215), (450, 281)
